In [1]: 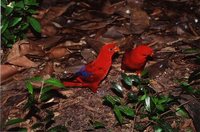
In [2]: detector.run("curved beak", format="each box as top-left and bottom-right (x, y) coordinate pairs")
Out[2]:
(150, 52), (154, 57)
(114, 46), (120, 52)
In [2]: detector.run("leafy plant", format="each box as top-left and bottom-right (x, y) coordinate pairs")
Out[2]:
(5, 76), (68, 131)
(103, 72), (189, 131)
(1, 0), (41, 47)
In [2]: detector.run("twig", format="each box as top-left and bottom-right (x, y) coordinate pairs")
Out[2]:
(188, 23), (199, 36)
(159, 97), (200, 118)
(132, 103), (142, 129)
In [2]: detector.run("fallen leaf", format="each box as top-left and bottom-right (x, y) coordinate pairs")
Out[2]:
(130, 7), (150, 34)
(41, 24), (59, 37)
(102, 1), (125, 15)
(20, 43), (45, 56)
(48, 46), (71, 59)
(102, 26), (124, 39)
(81, 48), (97, 63)
(7, 40), (39, 67)
(72, 11), (97, 21)
(40, 3), (75, 25)
(74, 20), (113, 30)
(39, 62), (54, 76)
(127, 0), (144, 8)
(0, 65), (24, 82)
(60, 40), (86, 50)
(8, 56), (38, 67)
(85, 38), (104, 53)
(29, 36), (63, 49)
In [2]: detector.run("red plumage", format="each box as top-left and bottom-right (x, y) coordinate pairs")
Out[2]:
(122, 45), (153, 75)
(63, 43), (120, 93)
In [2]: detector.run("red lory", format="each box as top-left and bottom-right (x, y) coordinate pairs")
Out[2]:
(63, 43), (120, 93)
(122, 45), (154, 75)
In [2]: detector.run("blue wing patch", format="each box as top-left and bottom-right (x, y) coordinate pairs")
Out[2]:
(76, 66), (93, 77)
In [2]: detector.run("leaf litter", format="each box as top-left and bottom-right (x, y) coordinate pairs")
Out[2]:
(1, 0), (200, 131)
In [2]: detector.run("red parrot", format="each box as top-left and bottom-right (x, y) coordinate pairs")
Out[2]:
(122, 44), (153, 75)
(63, 43), (120, 93)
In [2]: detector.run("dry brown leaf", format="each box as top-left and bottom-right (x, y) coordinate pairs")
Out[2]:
(72, 11), (96, 21)
(41, 24), (58, 37)
(85, 38), (104, 53)
(130, 7), (150, 34)
(81, 48), (96, 63)
(40, 3), (75, 25)
(39, 62), (54, 76)
(8, 56), (38, 68)
(102, 26), (124, 39)
(74, 20), (113, 30)
(48, 46), (71, 59)
(20, 43), (45, 56)
(7, 40), (39, 67)
(0, 65), (24, 81)
(7, 40), (28, 61)
(102, 1), (125, 15)
(127, 0), (144, 8)
(29, 36), (63, 49)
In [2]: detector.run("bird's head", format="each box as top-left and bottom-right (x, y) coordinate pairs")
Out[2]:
(101, 43), (120, 54)
(135, 45), (154, 58)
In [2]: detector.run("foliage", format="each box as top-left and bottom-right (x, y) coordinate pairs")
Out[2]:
(5, 76), (67, 131)
(103, 72), (190, 131)
(1, 0), (41, 47)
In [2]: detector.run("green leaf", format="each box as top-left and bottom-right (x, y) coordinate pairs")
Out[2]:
(23, 94), (36, 110)
(121, 73), (132, 86)
(92, 121), (105, 129)
(154, 126), (163, 132)
(28, 9), (37, 14)
(29, 76), (43, 82)
(141, 69), (149, 78)
(9, 17), (22, 27)
(1, 0), (8, 8)
(111, 82), (123, 95)
(128, 93), (138, 102)
(145, 96), (151, 112)
(180, 82), (195, 94)
(1, 18), (9, 33)
(114, 106), (123, 124)
(130, 75), (141, 85)
(27, 16), (41, 32)
(176, 107), (189, 118)
(25, 81), (34, 94)
(44, 78), (65, 88)
(15, 1), (25, 8)
(188, 69), (200, 83)
(155, 104), (165, 111)
(47, 125), (68, 132)
(6, 118), (25, 126)
(5, 6), (14, 15)
(103, 95), (121, 107)
(139, 94), (147, 101)
(20, 23), (29, 30)
(24, 0), (39, 6)
(118, 105), (135, 117)
(41, 86), (52, 94)
(40, 92), (54, 102)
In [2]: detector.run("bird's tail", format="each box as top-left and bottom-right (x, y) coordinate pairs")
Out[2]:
(63, 81), (99, 93)
(63, 81), (89, 87)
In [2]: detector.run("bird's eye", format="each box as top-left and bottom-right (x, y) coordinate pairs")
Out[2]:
(109, 48), (113, 51)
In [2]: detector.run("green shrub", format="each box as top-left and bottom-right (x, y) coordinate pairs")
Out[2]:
(1, 0), (41, 47)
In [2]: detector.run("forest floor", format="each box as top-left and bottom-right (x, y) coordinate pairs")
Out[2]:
(1, 0), (200, 131)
